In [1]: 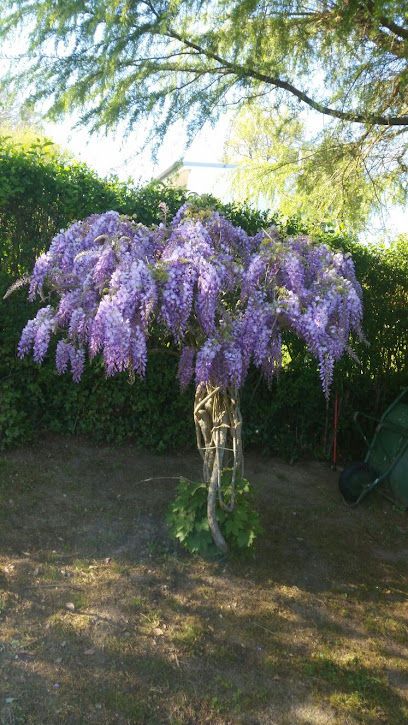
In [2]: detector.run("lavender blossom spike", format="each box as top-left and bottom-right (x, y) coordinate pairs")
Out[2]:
(14, 207), (363, 398)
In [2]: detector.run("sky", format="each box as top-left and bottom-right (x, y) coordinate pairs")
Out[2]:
(42, 112), (407, 242)
(1, 20), (232, 185)
(2, 26), (406, 241)
(43, 114), (231, 185)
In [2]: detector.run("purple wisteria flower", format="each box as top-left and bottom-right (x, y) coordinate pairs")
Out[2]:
(15, 206), (364, 399)
(18, 306), (56, 362)
(178, 347), (195, 389)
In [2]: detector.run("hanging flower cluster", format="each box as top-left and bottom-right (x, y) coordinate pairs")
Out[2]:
(17, 205), (363, 396)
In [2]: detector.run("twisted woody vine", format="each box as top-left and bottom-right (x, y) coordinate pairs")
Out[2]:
(9, 203), (364, 552)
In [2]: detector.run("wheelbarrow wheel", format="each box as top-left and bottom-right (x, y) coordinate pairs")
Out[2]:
(339, 462), (375, 503)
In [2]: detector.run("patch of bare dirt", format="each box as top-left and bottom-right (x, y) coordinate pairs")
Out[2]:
(0, 434), (407, 725)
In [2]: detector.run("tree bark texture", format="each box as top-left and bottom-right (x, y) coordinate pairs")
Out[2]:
(194, 384), (243, 553)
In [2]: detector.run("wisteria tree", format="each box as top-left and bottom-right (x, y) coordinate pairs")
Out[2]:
(11, 204), (363, 552)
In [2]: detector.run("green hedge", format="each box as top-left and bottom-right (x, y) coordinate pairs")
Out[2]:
(1, 134), (407, 460)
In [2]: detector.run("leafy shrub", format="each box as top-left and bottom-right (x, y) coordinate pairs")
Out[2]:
(166, 471), (263, 555)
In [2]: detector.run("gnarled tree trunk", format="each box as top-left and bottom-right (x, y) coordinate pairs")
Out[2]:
(194, 384), (243, 553)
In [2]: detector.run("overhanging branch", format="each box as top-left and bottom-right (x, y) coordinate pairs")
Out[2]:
(167, 28), (408, 127)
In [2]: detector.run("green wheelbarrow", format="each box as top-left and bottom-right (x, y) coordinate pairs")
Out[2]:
(339, 387), (408, 509)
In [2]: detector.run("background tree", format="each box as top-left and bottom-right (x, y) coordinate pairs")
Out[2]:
(0, 91), (43, 132)
(0, 0), (407, 228)
(224, 103), (406, 233)
(9, 203), (364, 551)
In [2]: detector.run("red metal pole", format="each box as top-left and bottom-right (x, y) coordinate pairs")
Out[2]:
(333, 390), (338, 470)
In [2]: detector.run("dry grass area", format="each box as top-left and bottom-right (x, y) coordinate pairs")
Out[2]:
(0, 434), (407, 725)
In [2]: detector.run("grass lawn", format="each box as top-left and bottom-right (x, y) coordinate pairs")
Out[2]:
(0, 434), (407, 724)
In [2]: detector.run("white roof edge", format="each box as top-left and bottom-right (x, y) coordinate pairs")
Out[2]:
(155, 159), (236, 181)
(182, 161), (237, 169)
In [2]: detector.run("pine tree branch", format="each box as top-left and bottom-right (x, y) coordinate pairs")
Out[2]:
(166, 28), (408, 127)
(365, 1), (408, 41)
(354, 4), (407, 58)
